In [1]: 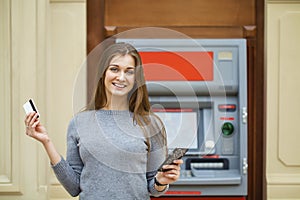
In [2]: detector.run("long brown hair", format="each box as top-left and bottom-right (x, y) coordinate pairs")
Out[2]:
(86, 42), (167, 151)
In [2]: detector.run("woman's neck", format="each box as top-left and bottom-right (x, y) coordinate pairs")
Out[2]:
(103, 100), (129, 111)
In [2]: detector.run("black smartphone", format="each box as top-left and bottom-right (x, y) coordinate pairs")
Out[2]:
(157, 148), (188, 172)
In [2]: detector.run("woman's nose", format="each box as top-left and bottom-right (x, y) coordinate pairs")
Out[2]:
(117, 71), (126, 81)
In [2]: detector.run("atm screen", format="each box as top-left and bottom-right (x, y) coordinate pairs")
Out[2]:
(153, 109), (198, 149)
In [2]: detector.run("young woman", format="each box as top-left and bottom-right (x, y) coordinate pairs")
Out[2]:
(24, 42), (183, 199)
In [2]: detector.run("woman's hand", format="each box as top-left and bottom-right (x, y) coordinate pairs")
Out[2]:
(155, 159), (183, 189)
(24, 112), (49, 144)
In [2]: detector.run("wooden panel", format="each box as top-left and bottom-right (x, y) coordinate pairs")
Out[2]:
(104, 26), (253, 38)
(278, 12), (300, 166)
(247, 1), (266, 200)
(87, 0), (105, 102)
(104, 0), (256, 38)
(0, 0), (21, 194)
(105, 0), (255, 27)
(0, 0), (13, 191)
(50, 0), (85, 2)
(48, 2), (86, 199)
(266, 2), (300, 200)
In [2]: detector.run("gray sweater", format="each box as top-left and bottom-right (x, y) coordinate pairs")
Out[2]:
(52, 110), (168, 200)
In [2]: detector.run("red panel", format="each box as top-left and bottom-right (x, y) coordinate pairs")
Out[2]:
(220, 117), (235, 121)
(202, 155), (220, 158)
(140, 52), (213, 81)
(218, 105), (236, 110)
(151, 197), (246, 200)
(165, 191), (202, 195)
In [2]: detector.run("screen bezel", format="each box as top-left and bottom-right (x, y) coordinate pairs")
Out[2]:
(152, 107), (203, 155)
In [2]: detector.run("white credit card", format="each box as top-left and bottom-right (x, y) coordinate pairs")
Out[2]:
(23, 98), (40, 118)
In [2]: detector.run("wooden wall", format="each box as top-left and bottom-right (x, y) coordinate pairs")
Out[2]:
(87, 1), (265, 199)
(104, 0), (255, 38)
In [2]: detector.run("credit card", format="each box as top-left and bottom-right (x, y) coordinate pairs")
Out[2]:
(23, 99), (40, 118)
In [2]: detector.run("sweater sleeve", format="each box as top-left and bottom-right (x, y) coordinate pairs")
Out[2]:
(52, 118), (83, 197)
(147, 171), (169, 196)
(146, 114), (169, 196)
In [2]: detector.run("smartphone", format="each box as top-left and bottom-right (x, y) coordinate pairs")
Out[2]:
(23, 98), (40, 118)
(157, 148), (188, 172)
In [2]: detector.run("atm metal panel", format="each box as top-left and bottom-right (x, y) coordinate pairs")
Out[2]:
(117, 39), (248, 197)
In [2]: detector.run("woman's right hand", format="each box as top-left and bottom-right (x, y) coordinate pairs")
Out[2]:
(24, 112), (49, 144)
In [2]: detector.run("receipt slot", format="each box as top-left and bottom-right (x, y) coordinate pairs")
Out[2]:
(117, 39), (248, 199)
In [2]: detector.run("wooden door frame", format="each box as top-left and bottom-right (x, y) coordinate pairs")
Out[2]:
(86, 1), (266, 199)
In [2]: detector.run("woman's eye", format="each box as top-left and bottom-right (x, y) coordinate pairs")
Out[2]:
(110, 67), (118, 72)
(126, 70), (135, 75)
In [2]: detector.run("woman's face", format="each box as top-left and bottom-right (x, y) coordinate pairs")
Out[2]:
(104, 54), (136, 100)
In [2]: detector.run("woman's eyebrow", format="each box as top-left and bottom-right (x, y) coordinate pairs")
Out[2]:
(109, 64), (135, 69)
(109, 64), (119, 67)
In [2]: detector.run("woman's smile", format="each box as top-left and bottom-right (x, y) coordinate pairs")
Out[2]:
(112, 82), (127, 89)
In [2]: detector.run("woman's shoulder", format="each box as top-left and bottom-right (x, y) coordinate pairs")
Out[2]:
(74, 110), (96, 117)
(69, 110), (96, 125)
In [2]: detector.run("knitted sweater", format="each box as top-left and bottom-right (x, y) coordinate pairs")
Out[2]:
(52, 110), (168, 200)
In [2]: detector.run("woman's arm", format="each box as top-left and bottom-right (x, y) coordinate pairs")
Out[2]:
(51, 117), (83, 196)
(25, 112), (61, 165)
(25, 112), (82, 196)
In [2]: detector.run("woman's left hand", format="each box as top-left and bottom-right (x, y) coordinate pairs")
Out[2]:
(155, 159), (184, 185)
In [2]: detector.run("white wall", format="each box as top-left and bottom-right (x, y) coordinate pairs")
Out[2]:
(266, 1), (300, 199)
(0, 0), (86, 199)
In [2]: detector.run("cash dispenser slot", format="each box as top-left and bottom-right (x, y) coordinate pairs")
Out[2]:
(186, 158), (229, 170)
(175, 158), (241, 185)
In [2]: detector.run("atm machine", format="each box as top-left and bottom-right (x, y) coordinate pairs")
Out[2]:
(117, 39), (248, 199)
